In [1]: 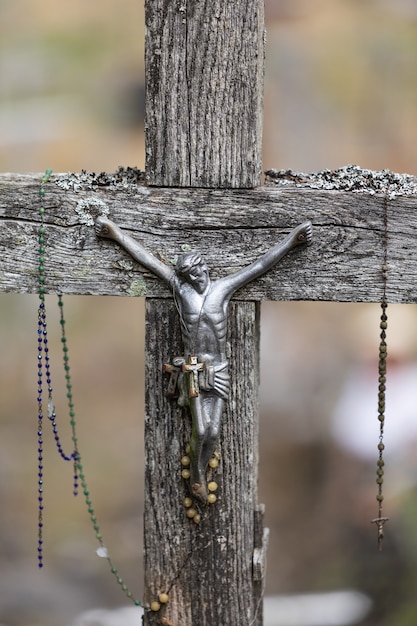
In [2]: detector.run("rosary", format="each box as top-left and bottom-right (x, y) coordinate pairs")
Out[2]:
(370, 188), (390, 550)
(36, 170), (144, 609)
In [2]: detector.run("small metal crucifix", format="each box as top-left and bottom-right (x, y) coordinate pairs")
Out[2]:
(95, 216), (312, 503)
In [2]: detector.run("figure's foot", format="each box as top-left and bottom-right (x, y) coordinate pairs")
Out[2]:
(293, 220), (313, 246)
(94, 216), (119, 239)
(191, 482), (208, 503)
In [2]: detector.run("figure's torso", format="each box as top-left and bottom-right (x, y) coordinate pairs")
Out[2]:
(175, 281), (229, 365)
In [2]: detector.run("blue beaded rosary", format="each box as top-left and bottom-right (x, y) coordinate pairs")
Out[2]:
(36, 169), (142, 607)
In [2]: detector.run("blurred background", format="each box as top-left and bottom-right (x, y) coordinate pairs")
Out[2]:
(1, 0), (417, 624)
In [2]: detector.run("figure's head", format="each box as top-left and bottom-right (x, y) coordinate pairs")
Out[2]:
(176, 252), (210, 293)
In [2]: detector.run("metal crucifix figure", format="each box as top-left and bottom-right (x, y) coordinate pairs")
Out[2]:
(95, 217), (312, 502)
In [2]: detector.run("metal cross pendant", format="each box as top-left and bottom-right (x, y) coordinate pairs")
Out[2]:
(371, 516), (389, 551)
(182, 356), (205, 398)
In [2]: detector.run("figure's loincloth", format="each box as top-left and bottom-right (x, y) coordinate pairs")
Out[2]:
(199, 361), (230, 399)
(175, 359), (230, 405)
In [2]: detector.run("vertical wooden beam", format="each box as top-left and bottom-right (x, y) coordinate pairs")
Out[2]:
(144, 300), (262, 625)
(145, 0), (265, 188)
(144, 1), (266, 622)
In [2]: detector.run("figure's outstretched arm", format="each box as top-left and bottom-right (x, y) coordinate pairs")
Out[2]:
(95, 216), (173, 284)
(219, 220), (312, 297)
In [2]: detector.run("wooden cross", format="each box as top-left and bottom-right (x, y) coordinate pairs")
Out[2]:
(1, 1), (417, 625)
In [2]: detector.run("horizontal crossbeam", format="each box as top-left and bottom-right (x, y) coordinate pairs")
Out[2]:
(1, 167), (416, 303)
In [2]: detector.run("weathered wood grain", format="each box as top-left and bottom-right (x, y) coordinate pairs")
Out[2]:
(1, 171), (417, 303)
(143, 299), (261, 625)
(145, 0), (264, 187)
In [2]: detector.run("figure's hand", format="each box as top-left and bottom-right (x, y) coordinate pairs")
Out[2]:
(94, 216), (118, 240)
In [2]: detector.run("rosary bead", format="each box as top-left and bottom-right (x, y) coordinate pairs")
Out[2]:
(208, 481), (218, 492)
(208, 457), (219, 468)
(150, 602), (161, 612)
(207, 493), (217, 504)
(181, 469), (190, 479)
(181, 455), (191, 467)
(159, 593), (169, 604)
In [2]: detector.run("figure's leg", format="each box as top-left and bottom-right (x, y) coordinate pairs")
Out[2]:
(199, 397), (224, 474)
(188, 395), (224, 502)
(189, 396), (210, 502)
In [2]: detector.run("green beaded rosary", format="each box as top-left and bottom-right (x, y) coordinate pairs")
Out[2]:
(36, 170), (142, 607)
